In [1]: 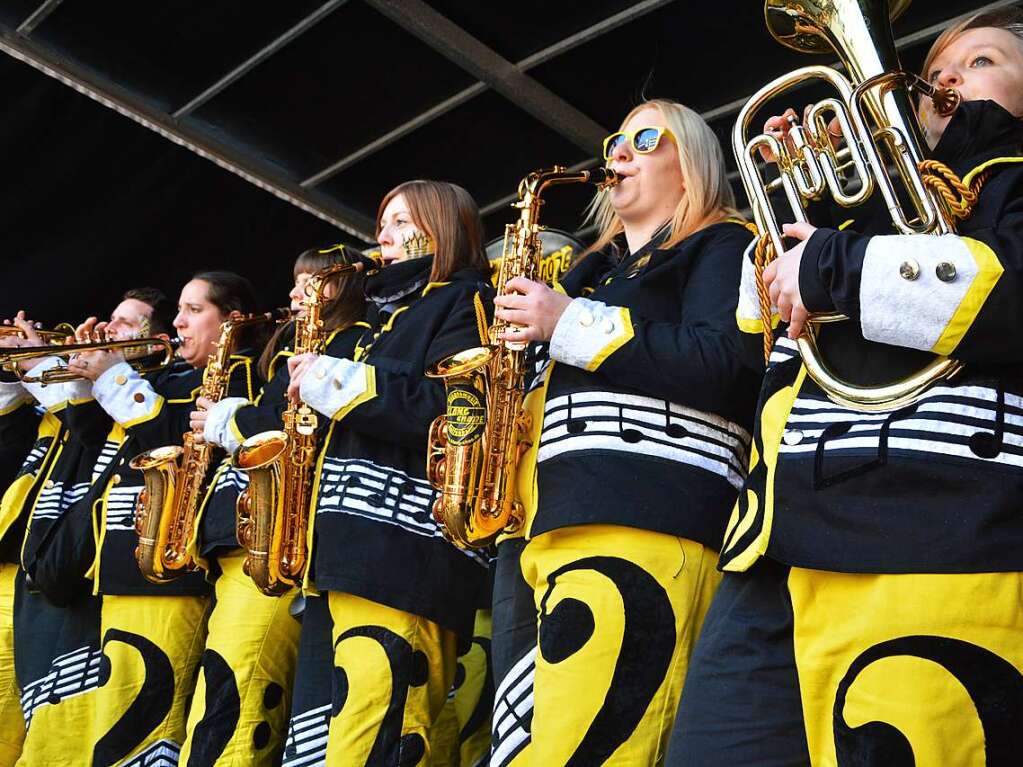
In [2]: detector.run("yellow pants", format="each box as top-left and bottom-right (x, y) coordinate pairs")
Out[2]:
(180, 551), (301, 766)
(430, 610), (493, 767)
(325, 591), (458, 766)
(789, 567), (1023, 767)
(519, 524), (721, 766)
(91, 594), (208, 766)
(0, 564), (23, 767)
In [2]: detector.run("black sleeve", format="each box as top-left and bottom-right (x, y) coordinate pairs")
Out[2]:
(798, 168), (1023, 363)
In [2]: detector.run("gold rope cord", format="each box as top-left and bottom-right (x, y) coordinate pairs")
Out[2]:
(749, 163), (992, 366)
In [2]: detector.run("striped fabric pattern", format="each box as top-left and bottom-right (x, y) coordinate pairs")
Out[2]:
(21, 645), (102, 726)
(282, 703), (330, 767)
(538, 390), (750, 489)
(491, 648), (535, 767)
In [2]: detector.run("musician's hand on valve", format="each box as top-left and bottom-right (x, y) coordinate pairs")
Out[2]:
(67, 346), (124, 382)
(9, 311), (46, 369)
(287, 353), (319, 404)
(495, 277), (572, 343)
(762, 222), (817, 341)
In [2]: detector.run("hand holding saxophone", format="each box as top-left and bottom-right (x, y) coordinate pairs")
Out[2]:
(286, 352), (319, 404)
(761, 222), (817, 340)
(189, 396), (213, 443)
(494, 276), (572, 342)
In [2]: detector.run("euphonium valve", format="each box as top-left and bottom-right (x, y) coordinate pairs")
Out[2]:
(734, 0), (965, 411)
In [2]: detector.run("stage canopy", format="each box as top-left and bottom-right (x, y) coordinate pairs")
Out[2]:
(0, 0), (1014, 322)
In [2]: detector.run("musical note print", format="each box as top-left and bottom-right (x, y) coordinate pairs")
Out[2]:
(537, 390), (750, 490)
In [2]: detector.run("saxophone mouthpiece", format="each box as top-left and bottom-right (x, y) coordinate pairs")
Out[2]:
(588, 167), (620, 189)
(932, 86), (961, 118)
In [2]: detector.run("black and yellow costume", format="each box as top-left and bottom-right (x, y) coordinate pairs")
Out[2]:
(671, 101), (1023, 766)
(284, 255), (493, 766)
(491, 221), (759, 766)
(32, 353), (255, 766)
(9, 364), (111, 767)
(181, 324), (363, 766)
(0, 379), (46, 766)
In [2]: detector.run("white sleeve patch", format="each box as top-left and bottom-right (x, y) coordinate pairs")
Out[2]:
(92, 361), (162, 426)
(21, 356), (78, 410)
(300, 355), (372, 419)
(549, 297), (633, 371)
(860, 234), (986, 351)
(203, 397), (249, 452)
(0, 381), (30, 414)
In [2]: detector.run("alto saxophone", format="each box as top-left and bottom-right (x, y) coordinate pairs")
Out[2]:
(426, 165), (619, 549)
(235, 259), (369, 595)
(132, 311), (281, 583)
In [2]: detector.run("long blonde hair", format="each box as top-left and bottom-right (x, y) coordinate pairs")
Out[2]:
(584, 99), (741, 256)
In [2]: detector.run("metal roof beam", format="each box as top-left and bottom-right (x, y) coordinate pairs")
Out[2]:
(483, 0), (1017, 220)
(0, 31), (377, 242)
(17, 0), (64, 35)
(172, 0), (349, 119)
(363, 0), (608, 153)
(304, 0), (675, 188)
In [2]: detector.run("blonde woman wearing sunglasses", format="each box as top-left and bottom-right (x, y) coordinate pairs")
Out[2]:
(488, 99), (761, 765)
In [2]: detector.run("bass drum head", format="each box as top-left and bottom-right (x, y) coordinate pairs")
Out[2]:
(485, 228), (587, 287)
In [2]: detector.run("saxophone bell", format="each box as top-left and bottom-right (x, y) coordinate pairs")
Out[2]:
(130, 445), (185, 583)
(234, 430), (291, 596)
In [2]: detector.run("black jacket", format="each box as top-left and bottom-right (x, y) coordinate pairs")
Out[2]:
(522, 221), (760, 549)
(302, 256), (494, 638)
(722, 101), (1023, 574)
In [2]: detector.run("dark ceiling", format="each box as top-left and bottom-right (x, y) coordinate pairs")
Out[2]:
(0, 0), (1014, 323)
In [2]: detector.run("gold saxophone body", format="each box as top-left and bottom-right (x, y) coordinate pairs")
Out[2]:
(426, 165), (619, 549)
(235, 260), (369, 595)
(131, 312), (280, 583)
(735, 0), (964, 411)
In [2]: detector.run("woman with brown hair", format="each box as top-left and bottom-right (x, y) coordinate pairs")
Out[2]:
(487, 99), (759, 765)
(181, 246), (368, 766)
(282, 180), (494, 766)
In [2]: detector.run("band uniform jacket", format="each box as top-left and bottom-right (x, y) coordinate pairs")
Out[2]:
(0, 379), (51, 565)
(722, 100), (1023, 574)
(32, 354), (256, 602)
(521, 221), (760, 550)
(197, 324), (365, 564)
(298, 256), (494, 639)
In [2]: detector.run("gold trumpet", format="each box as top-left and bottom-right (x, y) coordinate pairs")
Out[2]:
(0, 336), (180, 385)
(0, 322), (75, 343)
(734, 0), (964, 411)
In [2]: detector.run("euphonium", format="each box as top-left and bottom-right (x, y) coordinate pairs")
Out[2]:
(131, 312), (281, 583)
(734, 0), (964, 411)
(426, 166), (619, 549)
(235, 258), (371, 595)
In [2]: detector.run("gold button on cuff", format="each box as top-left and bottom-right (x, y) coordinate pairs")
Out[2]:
(133, 393), (145, 403)
(114, 374), (128, 385)
(315, 369), (326, 380)
(935, 261), (957, 282)
(899, 260), (920, 281)
(578, 311), (594, 327)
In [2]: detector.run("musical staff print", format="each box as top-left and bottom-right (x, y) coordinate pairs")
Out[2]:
(316, 457), (487, 567)
(491, 648), (536, 767)
(282, 703), (330, 767)
(20, 644), (102, 726)
(14, 439), (50, 481)
(118, 738), (181, 767)
(780, 383), (1023, 469)
(32, 480), (90, 521)
(105, 485), (144, 532)
(538, 391), (750, 490)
